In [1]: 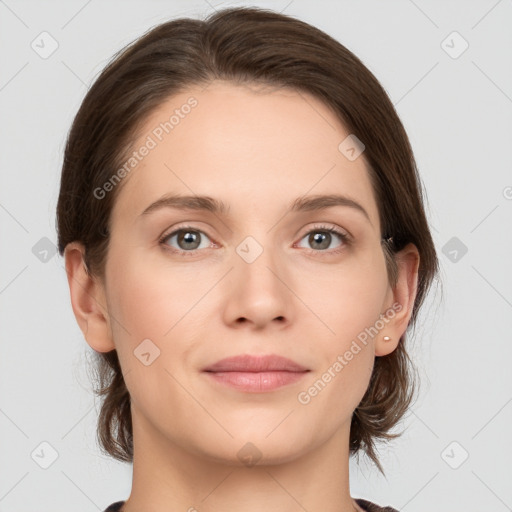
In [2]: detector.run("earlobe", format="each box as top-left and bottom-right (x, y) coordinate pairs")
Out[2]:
(64, 242), (115, 353)
(376, 243), (420, 357)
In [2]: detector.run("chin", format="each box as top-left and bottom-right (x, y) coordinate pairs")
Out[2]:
(196, 430), (311, 468)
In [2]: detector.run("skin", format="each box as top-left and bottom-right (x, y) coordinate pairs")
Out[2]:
(65, 80), (419, 512)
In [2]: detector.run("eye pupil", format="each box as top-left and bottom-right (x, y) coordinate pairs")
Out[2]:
(164, 226), (344, 255)
(310, 231), (330, 250)
(178, 230), (200, 250)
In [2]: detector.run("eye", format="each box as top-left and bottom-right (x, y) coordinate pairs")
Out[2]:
(159, 226), (214, 255)
(159, 223), (350, 257)
(295, 224), (350, 254)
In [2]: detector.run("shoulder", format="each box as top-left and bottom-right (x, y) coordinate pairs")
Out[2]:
(103, 501), (125, 512)
(355, 498), (400, 512)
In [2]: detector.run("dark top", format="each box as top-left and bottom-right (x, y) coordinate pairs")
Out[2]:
(104, 498), (399, 511)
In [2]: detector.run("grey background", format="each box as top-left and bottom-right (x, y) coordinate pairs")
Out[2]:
(1, 0), (511, 511)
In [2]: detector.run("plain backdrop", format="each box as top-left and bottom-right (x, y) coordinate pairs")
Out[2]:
(1, 1), (511, 511)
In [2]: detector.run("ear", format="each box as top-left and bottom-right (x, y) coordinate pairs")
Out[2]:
(375, 243), (420, 357)
(63, 242), (115, 353)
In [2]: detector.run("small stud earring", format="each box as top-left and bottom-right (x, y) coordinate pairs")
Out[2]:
(383, 336), (391, 342)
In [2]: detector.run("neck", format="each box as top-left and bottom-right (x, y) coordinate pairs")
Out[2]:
(122, 408), (360, 512)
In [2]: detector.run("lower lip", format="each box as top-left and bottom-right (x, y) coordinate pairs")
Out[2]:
(204, 371), (309, 392)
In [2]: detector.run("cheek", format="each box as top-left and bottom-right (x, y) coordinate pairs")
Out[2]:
(106, 248), (197, 339)
(304, 248), (390, 341)
(297, 347), (374, 439)
(104, 248), (216, 390)
(297, 248), (388, 403)
(104, 254), (199, 418)
(296, 266), (384, 421)
(106, 239), (390, 357)
(100, 238), (387, 452)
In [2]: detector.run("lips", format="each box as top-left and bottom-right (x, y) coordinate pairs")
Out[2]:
(203, 354), (309, 373)
(202, 354), (310, 393)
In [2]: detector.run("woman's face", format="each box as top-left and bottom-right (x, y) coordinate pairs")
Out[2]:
(97, 80), (399, 465)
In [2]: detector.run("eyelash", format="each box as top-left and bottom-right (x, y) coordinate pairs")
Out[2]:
(158, 224), (351, 258)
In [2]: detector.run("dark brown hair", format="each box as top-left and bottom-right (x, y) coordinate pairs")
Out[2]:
(56, 6), (439, 475)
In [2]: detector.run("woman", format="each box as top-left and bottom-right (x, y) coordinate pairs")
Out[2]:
(57, 6), (439, 511)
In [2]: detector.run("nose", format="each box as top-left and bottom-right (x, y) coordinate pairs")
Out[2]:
(222, 240), (294, 330)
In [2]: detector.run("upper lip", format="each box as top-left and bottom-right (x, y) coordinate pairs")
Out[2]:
(203, 354), (309, 372)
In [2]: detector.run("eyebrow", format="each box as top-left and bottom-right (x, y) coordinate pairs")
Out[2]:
(139, 193), (371, 224)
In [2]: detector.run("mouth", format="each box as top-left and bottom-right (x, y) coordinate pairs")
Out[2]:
(202, 354), (310, 393)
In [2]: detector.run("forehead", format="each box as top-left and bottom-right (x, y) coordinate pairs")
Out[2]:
(110, 80), (379, 231)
